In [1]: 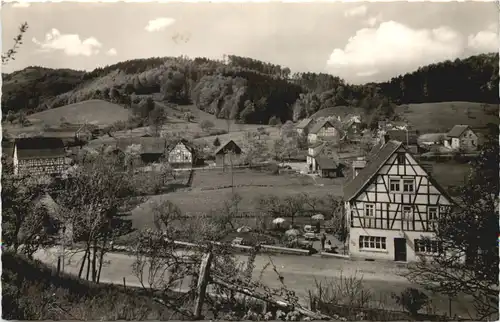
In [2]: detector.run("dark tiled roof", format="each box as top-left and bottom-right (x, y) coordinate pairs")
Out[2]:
(386, 129), (418, 145)
(166, 139), (195, 154)
(296, 118), (314, 129)
(2, 140), (15, 158)
(315, 156), (338, 170)
(343, 141), (402, 201)
(14, 137), (66, 160)
(214, 140), (242, 155)
(116, 137), (166, 154)
(447, 125), (470, 138)
(309, 119), (336, 134)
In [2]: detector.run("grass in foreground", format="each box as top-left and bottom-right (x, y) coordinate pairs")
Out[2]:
(1, 252), (183, 320)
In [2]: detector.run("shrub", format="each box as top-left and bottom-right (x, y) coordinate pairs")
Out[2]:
(200, 120), (215, 132)
(213, 137), (221, 147)
(391, 287), (429, 316)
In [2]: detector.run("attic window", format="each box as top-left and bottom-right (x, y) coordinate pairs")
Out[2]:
(397, 153), (406, 165)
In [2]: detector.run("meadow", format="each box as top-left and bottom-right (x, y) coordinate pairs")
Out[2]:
(311, 101), (498, 134)
(27, 99), (131, 127)
(129, 168), (343, 230)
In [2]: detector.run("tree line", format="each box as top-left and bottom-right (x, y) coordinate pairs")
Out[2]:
(2, 53), (498, 125)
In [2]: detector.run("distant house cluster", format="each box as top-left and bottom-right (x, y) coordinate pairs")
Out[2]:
(113, 137), (197, 168)
(416, 124), (479, 153)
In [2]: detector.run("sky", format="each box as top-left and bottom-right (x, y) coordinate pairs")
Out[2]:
(2, 1), (498, 84)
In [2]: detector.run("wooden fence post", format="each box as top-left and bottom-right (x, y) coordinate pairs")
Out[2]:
(193, 252), (213, 320)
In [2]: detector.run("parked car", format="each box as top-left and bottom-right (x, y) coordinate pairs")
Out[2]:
(304, 232), (318, 241)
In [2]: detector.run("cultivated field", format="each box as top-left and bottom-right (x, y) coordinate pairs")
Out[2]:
(129, 168), (343, 230)
(27, 99), (131, 127)
(191, 168), (315, 189)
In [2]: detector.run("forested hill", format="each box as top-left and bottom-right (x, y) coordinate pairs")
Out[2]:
(2, 53), (498, 125)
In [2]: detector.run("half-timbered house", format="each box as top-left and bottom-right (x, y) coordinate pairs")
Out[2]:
(166, 139), (195, 168)
(307, 119), (340, 144)
(13, 137), (67, 176)
(343, 140), (454, 262)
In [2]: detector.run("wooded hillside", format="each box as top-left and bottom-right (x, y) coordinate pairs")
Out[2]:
(2, 53), (498, 125)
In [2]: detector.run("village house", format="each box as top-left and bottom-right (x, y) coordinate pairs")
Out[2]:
(166, 139), (195, 168)
(13, 137), (67, 176)
(443, 125), (478, 152)
(214, 140), (242, 168)
(116, 137), (167, 164)
(306, 142), (325, 172)
(384, 129), (420, 153)
(315, 156), (343, 178)
(343, 139), (454, 262)
(295, 118), (314, 136)
(306, 142), (343, 177)
(307, 119), (340, 144)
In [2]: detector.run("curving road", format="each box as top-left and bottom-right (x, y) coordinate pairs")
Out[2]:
(34, 248), (474, 317)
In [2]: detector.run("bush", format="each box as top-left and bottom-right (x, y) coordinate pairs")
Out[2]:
(391, 287), (429, 316)
(268, 116), (279, 126)
(213, 137), (221, 147)
(200, 120), (215, 132)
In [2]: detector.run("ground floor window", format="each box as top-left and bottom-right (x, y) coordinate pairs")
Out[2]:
(359, 235), (386, 250)
(414, 239), (443, 254)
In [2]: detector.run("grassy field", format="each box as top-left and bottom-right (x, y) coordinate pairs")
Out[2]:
(27, 99), (131, 127)
(310, 101), (498, 134)
(428, 160), (471, 189)
(191, 168), (315, 189)
(397, 101), (498, 133)
(129, 168), (343, 229)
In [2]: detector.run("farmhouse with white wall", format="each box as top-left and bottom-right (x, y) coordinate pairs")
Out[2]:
(307, 119), (340, 144)
(444, 125), (478, 152)
(343, 140), (454, 262)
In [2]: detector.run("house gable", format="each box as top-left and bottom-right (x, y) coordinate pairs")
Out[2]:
(215, 140), (242, 155)
(347, 145), (454, 233)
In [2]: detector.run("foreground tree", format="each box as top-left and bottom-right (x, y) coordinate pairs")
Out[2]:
(132, 197), (329, 320)
(2, 21), (28, 65)
(405, 128), (499, 320)
(2, 162), (52, 257)
(56, 153), (139, 283)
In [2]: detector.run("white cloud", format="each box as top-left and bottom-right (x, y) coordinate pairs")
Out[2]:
(357, 70), (379, 77)
(144, 17), (176, 32)
(344, 5), (367, 18)
(365, 13), (383, 27)
(106, 48), (118, 56)
(467, 23), (498, 53)
(32, 28), (102, 56)
(327, 21), (463, 75)
(12, 2), (30, 8)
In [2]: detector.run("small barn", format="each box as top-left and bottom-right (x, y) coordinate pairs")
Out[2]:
(116, 137), (167, 164)
(214, 140), (243, 167)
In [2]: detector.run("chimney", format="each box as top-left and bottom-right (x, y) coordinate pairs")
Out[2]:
(352, 157), (367, 178)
